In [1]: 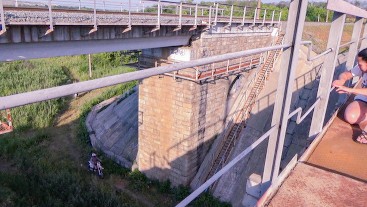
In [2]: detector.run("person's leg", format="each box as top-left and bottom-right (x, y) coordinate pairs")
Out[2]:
(344, 101), (367, 125)
(345, 100), (367, 143)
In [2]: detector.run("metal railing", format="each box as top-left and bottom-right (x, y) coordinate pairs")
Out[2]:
(0, 0), (282, 35)
(1, 0), (367, 206)
(0, 44), (290, 110)
(204, 37), (284, 189)
(178, 0), (367, 206)
(138, 53), (265, 82)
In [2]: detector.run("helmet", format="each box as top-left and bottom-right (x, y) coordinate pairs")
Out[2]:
(92, 153), (97, 157)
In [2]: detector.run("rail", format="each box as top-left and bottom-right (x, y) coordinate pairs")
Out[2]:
(0, 0), (282, 35)
(179, 0), (367, 206)
(1, 0), (367, 206)
(0, 44), (290, 110)
(139, 54), (264, 82)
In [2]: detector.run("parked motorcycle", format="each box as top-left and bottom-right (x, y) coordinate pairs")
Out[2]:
(88, 160), (104, 178)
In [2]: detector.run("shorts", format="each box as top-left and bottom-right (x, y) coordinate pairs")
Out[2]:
(354, 94), (367, 104)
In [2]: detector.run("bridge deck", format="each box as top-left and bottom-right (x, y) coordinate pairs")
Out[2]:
(265, 98), (367, 206)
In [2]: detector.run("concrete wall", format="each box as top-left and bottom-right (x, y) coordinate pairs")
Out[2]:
(138, 31), (273, 186)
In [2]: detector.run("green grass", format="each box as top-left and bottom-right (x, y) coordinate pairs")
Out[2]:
(0, 133), (139, 207)
(0, 52), (231, 207)
(0, 60), (69, 129)
(0, 53), (137, 130)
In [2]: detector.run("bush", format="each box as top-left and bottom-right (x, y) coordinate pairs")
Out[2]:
(128, 169), (148, 191)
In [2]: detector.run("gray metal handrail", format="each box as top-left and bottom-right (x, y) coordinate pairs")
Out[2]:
(176, 125), (277, 207)
(0, 44), (290, 110)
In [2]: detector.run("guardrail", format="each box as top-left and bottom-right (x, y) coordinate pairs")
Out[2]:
(177, 0), (367, 206)
(0, 0), (282, 35)
(2, 0), (367, 206)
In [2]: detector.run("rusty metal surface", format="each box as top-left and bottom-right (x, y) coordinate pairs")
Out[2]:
(266, 95), (367, 206)
(306, 100), (367, 181)
(267, 163), (367, 207)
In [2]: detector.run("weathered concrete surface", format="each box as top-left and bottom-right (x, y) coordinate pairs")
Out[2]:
(267, 163), (367, 207)
(87, 88), (138, 168)
(212, 46), (340, 207)
(138, 31), (274, 186)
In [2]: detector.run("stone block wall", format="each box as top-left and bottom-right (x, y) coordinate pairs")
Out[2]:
(138, 31), (273, 186)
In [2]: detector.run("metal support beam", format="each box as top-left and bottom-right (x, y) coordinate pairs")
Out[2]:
(0, 0), (7, 35)
(309, 12), (346, 138)
(0, 44), (290, 109)
(345, 17), (363, 85)
(327, 0), (367, 18)
(278, 11), (282, 25)
(361, 23), (367, 50)
(45, 0), (54, 35)
(0, 36), (192, 62)
(241, 7), (247, 27)
(88, 54), (92, 78)
(189, 4), (198, 31)
(262, 0), (308, 191)
(262, 9), (266, 26)
(150, 0), (161, 32)
(123, 0), (132, 33)
(253, 8), (257, 25)
(227, 5), (233, 28)
(271, 10), (275, 26)
(208, 6), (212, 28)
(214, 3), (218, 26)
(89, 0), (98, 34)
(175, 126), (277, 207)
(174, 2), (182, 31)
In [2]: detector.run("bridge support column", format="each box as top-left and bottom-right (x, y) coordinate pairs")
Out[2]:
(138, 32), (273, 186)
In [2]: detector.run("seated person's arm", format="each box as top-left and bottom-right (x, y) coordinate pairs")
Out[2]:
(332, 71), (353, 87)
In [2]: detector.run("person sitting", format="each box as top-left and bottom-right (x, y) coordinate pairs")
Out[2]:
(89, 153), (101, 170)
(332, 48), (367, 144)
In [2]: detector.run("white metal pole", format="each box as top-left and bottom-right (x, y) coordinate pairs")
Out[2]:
(89, 54), (92, 78)
(0, 0), (7, 35)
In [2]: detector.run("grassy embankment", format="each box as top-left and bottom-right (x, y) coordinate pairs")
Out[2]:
(303, 24), (355, 54)
(0, 53), (230, 206)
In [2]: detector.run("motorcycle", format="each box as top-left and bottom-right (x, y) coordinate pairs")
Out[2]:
(88, 160), (104, 178)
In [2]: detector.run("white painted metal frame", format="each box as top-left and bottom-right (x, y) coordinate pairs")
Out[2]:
(309, 12), (346, 138)
(0, 44), (290, 109)
(0, 0), (6, 35)
(263, 0), (309, 187)
(2, 0), (367, 206)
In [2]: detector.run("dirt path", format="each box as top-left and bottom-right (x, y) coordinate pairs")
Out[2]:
(46, 88), (163, 206)
(47, 89), (108, 164)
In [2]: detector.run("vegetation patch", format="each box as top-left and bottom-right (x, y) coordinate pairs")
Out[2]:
(0, 60), (69, 130)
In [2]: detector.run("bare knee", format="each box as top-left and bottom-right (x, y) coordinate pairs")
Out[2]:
(344, 101), (364, 124)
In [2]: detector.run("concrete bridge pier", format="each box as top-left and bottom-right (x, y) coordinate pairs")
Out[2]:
(137, 30), (274, 186)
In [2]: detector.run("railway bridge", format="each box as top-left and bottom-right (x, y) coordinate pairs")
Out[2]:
(1, 0), (366, 206)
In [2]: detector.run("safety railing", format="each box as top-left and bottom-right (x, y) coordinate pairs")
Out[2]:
(204, 39), (284, 189)
(0, 0), (282, 35)
(138, 53), (265, 82)
(2, 1), (367, 206)
(177, 0), (367, 206)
